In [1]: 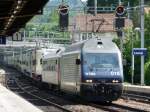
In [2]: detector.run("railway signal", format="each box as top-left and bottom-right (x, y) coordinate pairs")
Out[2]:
(116, 5), (125, 17)
(115, 5), (126, 61)
(115, 5), (125, 29)
(58, 4), (69, 31)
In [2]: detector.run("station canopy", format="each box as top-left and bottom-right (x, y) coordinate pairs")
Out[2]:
(0, 0), (48, 36)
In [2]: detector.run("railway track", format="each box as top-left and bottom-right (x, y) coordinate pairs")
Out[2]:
(88, 100), (149, 112)
(122, 92), (150, 104)
(6, 75), (72, 112)
(2, 66), (150, 112)
(7, 75), (150, 112)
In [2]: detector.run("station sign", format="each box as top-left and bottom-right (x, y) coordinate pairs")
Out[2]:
(133, 48), (148, 56)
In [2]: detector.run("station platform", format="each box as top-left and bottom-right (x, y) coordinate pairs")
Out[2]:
(123, 83), (150, 94)
(0, 84), (43, 112)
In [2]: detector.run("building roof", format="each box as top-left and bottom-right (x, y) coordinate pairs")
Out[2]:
(69, 13), (133, 33)
(0, 0), (48, 36)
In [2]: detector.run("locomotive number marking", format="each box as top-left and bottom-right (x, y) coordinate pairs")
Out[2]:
(110, 71), (120, 76)
(85, 72), (96, 76)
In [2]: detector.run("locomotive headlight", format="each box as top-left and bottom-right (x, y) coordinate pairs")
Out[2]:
(86, 80), (93, 83)
(89, 80), (92, 83)
(112, 80), (115, 83)
(115, 80), (119, 83)
(112, 80), (119, 83)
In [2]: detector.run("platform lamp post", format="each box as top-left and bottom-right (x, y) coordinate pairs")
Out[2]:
(132, 0), (145, 86)
(131, 30), (134, 85)
(134, 26), (145, 86)
(140, 0), (145, 86)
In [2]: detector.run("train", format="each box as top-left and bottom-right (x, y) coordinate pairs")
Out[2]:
(3, 38), (123, 102)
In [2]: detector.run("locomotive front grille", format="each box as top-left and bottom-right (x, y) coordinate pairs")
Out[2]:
(81, 83), (123, 101)
(94, 84), (112, 95)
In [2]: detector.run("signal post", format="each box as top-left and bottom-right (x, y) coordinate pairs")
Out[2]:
(58, 4), (69, 31)
(115, 5), (125, 59)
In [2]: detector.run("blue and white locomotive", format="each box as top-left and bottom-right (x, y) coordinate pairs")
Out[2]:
(42, 38), (123, 102)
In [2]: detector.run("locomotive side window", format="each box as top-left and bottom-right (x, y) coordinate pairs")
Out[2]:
(56, 60), (57, 64)
(40, 58), (42, 64)
(76, 59), (81, 65)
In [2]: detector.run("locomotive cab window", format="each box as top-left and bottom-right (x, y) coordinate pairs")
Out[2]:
(76, 59), (81, 65)
(83, 53), (119, 68)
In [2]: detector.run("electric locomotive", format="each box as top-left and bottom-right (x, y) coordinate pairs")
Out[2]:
(60, 38), (123, 102)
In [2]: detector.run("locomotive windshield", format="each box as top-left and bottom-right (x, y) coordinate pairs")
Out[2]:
(83, 53), (120, 78)
(83, 53), (119, 68)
